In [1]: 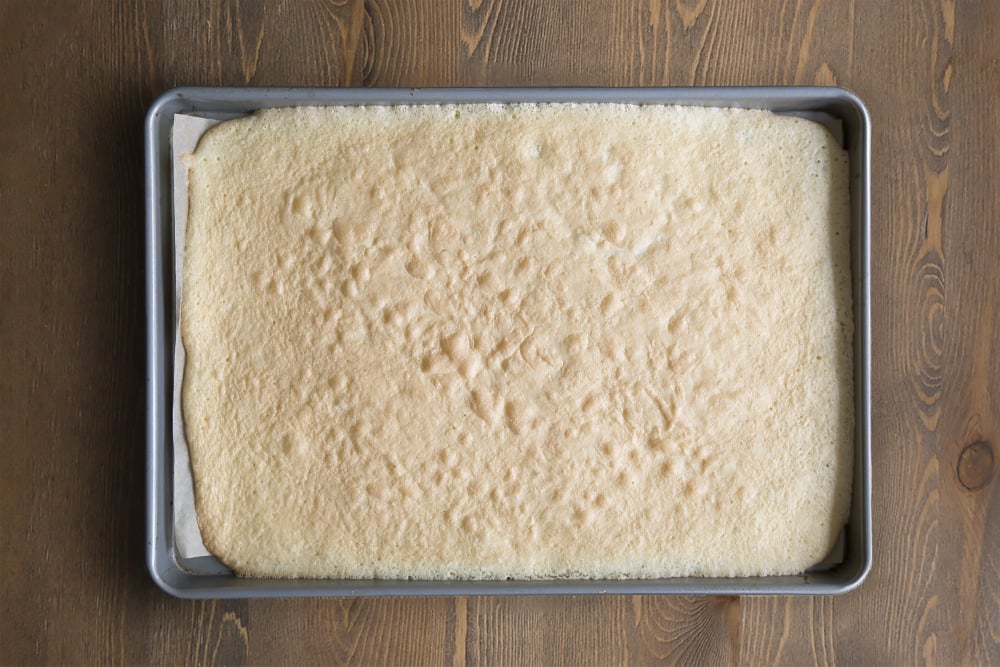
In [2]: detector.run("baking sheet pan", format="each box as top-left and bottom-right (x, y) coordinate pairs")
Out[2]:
(145, 86), (871, 598)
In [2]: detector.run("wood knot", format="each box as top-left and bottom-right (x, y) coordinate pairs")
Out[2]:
(957, 440), (995, 491)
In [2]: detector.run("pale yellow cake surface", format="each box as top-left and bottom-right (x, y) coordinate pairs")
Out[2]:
(182, 103), (854, 579)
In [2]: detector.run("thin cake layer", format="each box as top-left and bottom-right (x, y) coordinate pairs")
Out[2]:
(182, 104), (854, 579)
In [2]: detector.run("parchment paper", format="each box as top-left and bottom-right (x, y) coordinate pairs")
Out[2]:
(172, 113), (224, 558)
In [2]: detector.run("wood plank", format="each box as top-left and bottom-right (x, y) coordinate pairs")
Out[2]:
(942, 4), (1000, 664)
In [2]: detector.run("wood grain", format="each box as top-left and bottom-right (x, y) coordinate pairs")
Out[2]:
(1, 0), (998, 664)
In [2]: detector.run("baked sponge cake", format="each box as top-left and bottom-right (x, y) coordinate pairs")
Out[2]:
(181, 104), (854, 579)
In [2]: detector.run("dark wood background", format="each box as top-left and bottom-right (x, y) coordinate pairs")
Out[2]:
(2, 1), (998, 664)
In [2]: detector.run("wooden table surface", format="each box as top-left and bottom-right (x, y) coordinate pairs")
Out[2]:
(2, 1), (998, 664)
